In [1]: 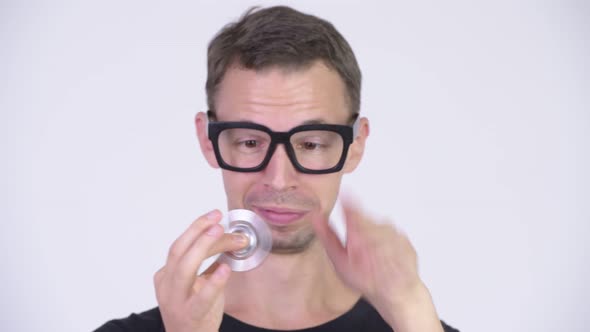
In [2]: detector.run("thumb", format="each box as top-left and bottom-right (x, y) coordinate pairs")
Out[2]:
(311, 213), (346, 266)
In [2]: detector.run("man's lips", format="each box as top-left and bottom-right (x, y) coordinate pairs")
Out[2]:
(252, 206), (308, 226)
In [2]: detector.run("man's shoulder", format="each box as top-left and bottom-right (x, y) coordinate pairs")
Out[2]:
(93, 307), (163, 332)
(354, 298), (459, 332)
(93, 301), (459, 332)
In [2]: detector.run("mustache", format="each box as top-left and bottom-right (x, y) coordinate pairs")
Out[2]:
(245, 190), (316, 209)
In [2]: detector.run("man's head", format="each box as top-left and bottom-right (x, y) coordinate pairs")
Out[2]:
(206, 6), (361, 116)
(196, 6), (369, 254)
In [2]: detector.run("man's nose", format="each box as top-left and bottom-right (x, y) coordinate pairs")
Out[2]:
(261, 144), (298, 191)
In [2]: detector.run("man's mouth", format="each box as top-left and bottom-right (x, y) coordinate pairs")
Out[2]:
(251, 206), (308, 226)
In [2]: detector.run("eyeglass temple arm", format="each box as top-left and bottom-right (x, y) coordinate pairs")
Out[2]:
(205, 110), (217, 137)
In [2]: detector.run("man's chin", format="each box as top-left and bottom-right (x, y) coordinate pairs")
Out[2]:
(270, 232), (316, 255)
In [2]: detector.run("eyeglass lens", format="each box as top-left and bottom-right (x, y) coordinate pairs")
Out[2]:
(218, 128), (344, 170)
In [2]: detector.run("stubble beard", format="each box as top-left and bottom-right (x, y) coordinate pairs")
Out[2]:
(245, 189), (319, 255)
(270, 225), (316, 254)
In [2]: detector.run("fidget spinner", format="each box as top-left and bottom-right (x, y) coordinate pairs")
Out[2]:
(217, 209), (272, 272)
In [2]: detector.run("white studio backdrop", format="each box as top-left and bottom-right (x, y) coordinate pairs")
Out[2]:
(1, 1), (588, 331)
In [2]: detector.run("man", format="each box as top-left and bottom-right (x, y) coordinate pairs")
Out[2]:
(97, 6), (458, 332)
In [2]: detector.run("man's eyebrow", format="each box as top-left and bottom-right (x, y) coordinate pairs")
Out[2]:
(299, 119), (327, 125)
(231, 119), (257, 124)
(225, 118), (328, 125)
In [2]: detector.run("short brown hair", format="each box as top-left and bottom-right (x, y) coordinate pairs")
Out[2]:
(206, 6), (361, 116)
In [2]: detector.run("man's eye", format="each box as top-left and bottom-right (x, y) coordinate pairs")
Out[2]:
(235, 139), (261, 149)
(300, 141), (323, 150)
(243, 140), (258, 148)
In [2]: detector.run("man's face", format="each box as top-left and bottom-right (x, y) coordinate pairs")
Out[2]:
(197, 61), (366, 254)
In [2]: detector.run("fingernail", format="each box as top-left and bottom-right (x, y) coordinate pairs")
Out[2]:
(206, 209), (220, 220)
(233, 233), (249, 244)
(206, 224), (222, 236)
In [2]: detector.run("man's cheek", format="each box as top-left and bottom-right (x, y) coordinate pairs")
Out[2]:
(223, 173), (248, 208)
(306, 179), (336, 213)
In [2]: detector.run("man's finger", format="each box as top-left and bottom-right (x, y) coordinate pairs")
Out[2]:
(174, 224), (226, 284)
(200, 261), (220, 277)
(189, 263), (231, 310)
(172, 225), (246, 291)
(166, 210), (222, 266)
(207, 233), (249, 258)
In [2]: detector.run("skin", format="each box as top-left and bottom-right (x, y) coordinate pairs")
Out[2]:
(154, 61), (444, 332)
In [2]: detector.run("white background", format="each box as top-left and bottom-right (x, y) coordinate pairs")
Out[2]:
(1, 1), (588, 331)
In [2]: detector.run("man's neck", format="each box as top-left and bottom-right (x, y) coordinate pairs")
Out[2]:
(223, 239), (360, 330)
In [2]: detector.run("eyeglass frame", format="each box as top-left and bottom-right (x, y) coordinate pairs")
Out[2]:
(206, 112), (361, 174)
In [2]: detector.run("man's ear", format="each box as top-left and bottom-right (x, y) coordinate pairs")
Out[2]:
(195, 112), (220, 169)
(343, 117), (369, 173)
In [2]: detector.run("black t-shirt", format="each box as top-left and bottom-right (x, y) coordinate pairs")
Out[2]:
(95, 298), (459, 332)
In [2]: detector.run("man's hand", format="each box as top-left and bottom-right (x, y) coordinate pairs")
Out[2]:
(311, 198), (444, 332)
(154, 210), (248, 332)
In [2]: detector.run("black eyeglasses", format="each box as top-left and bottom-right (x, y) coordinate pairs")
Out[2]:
(207, 116), (360, 174)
